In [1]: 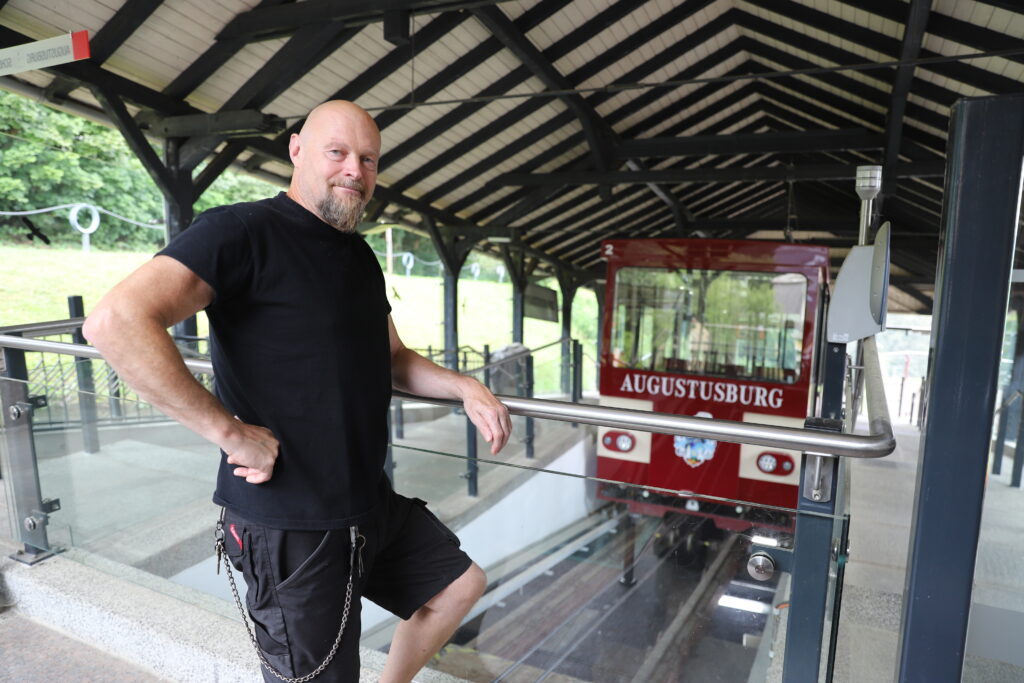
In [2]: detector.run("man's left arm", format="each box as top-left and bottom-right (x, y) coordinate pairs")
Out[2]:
(389, 316), (512, 455)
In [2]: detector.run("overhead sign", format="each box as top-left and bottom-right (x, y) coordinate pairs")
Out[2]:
(0, 31), (90, 78)
(524, 283), (558, 322)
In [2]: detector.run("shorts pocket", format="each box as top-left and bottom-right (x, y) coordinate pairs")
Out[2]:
(412, 498), (461, 547)
(275, 530), (332, 592)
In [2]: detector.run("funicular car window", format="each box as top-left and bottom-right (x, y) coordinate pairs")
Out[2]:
(611, 267), (807, 383)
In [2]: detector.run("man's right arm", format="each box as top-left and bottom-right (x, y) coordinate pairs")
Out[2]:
(82, 255), (278, 483)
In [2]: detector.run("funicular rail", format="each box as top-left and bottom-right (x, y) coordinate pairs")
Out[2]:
(0, 334), (895, 459)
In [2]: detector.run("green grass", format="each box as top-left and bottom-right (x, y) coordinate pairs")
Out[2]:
(0, 245), (591, 385)
(1, 244), (151, 326)
(1, 244), (599, 393)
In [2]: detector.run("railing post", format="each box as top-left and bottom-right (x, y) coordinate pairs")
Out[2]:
(483, 344), (491, 390)
(572, 340), (583, 403)
(525, 354), (535, 459)
(1012, 414), (1024, 487)
(994, 296), (1024, 475)
(782, 335), (846, 682)
(68, 296), (99, 453)
(465, 415), (478, 496)
(561, 337), (571, 396)
(1, 341), (59, 564)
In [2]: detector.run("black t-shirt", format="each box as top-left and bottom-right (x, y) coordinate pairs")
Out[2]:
(158, 192), (392, 529)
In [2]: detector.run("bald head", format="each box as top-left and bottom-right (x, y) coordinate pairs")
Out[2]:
(287, 100), (381, 232)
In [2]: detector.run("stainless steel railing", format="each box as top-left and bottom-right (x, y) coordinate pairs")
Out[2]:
(0, 317), (85, 337)
(0, 333), (895, 458)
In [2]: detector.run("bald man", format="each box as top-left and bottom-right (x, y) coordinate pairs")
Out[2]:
(84, 101), (511, 682)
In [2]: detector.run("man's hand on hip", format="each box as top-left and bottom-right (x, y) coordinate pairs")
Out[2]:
(461, 380), (512, 455)
(222, 419), (279, 483)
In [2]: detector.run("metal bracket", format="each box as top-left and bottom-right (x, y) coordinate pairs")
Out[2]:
(10, 547), (57, 566)
(802, 452), (836, 503)
(749, 543), (794, 576)
(28, 394), (47, 409)
(802, 416), (843, 503)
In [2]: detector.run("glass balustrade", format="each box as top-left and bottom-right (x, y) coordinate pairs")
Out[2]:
(1, 346), (851, 681)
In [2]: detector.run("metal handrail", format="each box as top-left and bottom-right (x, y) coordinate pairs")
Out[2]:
(0, 317), (85, 337)
(0, 333), (895, 458)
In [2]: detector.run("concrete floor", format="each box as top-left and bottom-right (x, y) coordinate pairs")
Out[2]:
(0, 610), (167, 683)
(831, 422), (921, 683)
(834, 422), (1024, 683)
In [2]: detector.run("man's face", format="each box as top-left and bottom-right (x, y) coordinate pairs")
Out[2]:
(289, 103), (380, 232)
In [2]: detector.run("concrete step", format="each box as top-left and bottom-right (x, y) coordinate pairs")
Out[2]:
(0, 537), (466, 682)
(0, 610), (165, 682)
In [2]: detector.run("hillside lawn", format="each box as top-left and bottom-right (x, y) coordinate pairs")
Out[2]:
(1, 244), (598, 392)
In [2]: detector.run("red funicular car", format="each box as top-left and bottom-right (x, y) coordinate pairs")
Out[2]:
(597, 238), (830, 559)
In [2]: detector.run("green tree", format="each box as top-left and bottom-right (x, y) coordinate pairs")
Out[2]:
(0, 91), (164, 248)
(0, 91), (279, 250)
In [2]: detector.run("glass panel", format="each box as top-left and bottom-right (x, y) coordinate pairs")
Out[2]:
(374, 443), (838, 682)
(530, 340), (571, 399)
(0, 376), (219, 569)
(0, 356), (841, 681)
(966, 174), (1024, 680)
(611, 267), (806, 384)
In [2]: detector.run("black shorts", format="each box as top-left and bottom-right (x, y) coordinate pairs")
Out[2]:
(222, 489), (473, 682)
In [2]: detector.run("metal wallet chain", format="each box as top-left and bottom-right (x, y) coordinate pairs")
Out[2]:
(215, 520), (364, 682)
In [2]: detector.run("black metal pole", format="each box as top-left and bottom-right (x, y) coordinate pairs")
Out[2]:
(993, 297), (1024, 475)
(559, 275), (575, 397)
(483, 344), (491, 390)
(69, 296), (99, 453)
(525, 354), (535, 459)
(1012, 420), (1024, 487)
(898, 94), (1024, 682)
(163, 139), (198, 348)
(783, 341), (845, 683)
(571, 339), (583, 428)
(444, 269), (459, 371)
(512, 283), (524, 345)
(572, 339), (583, 403)
(466, 415), (478, 497)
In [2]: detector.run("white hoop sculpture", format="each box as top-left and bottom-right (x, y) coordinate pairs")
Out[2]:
(69, 203), (101, 252)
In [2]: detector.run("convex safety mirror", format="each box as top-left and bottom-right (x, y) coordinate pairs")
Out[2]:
(827, 220), (891, 343)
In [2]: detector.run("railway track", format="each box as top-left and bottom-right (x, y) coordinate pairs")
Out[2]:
(433, 509), (765, 682)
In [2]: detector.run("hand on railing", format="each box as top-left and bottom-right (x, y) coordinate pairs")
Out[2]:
(460, 381), (512, 455)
